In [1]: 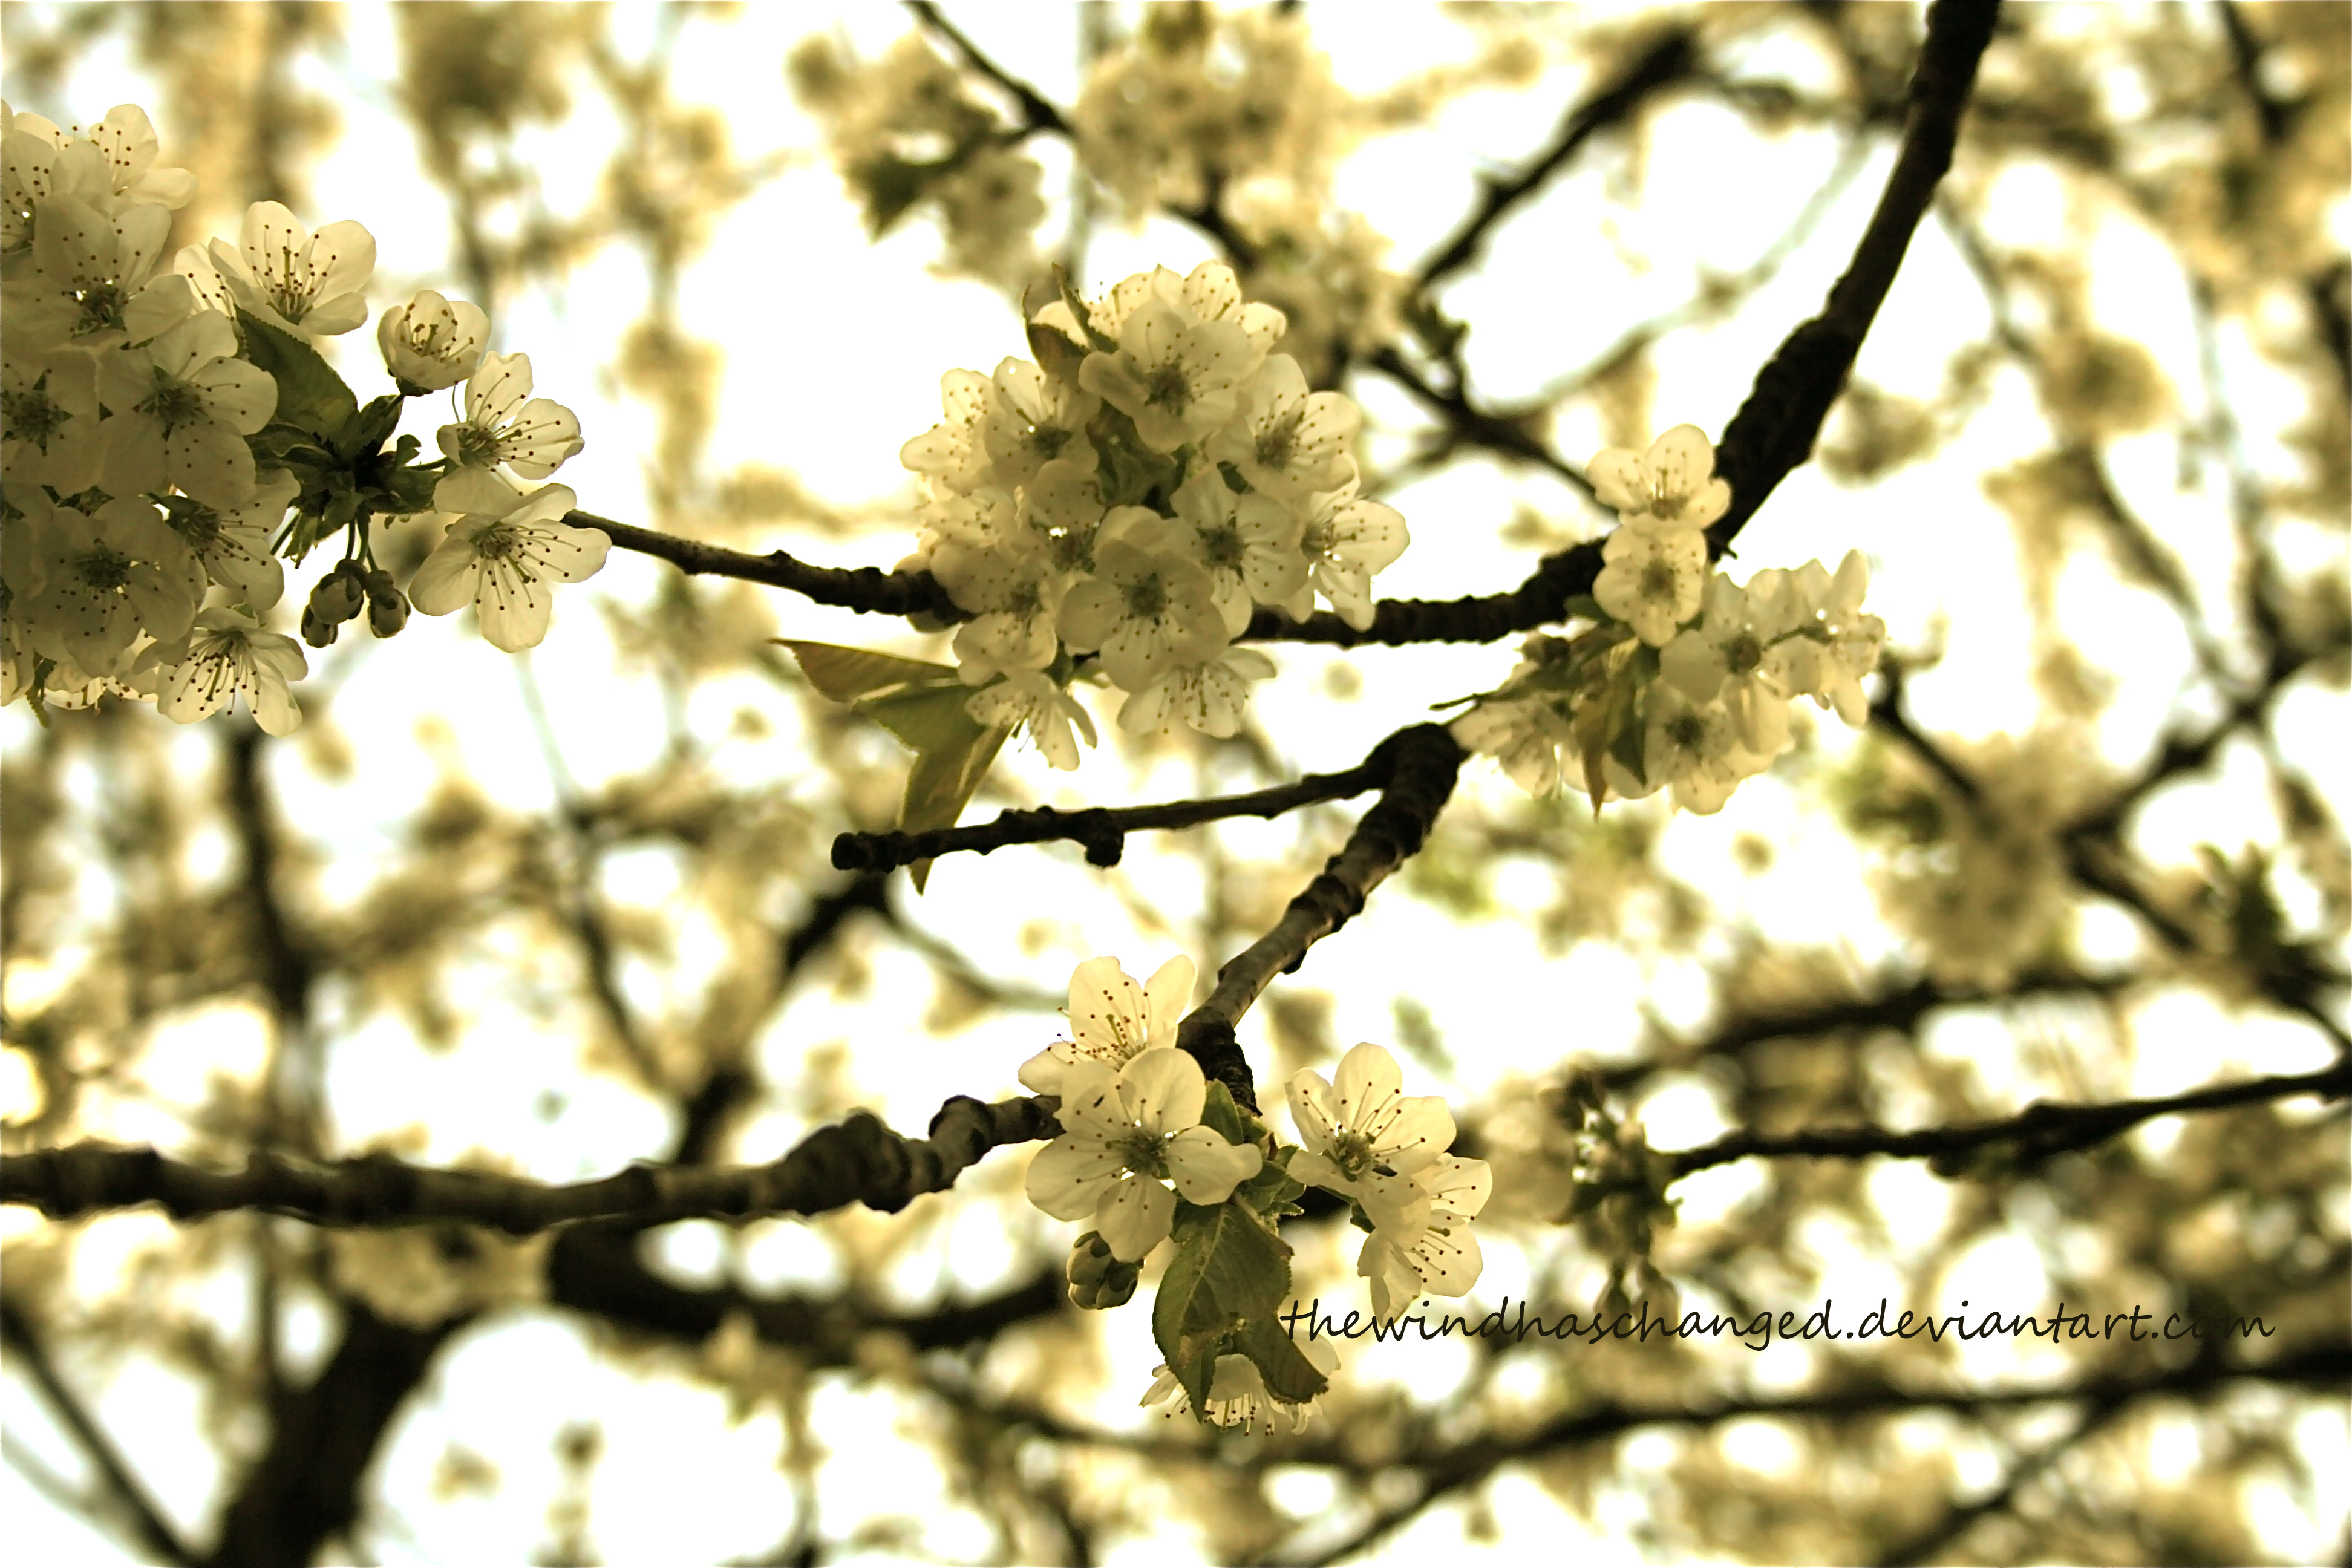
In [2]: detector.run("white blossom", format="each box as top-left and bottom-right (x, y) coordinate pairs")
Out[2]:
(1593, 523), (1706, 647)
(2, 347), (104, 492)
(208, 200), (374, 336)
(1078, 295), (1258, 454)
(981, 356), (1099, 490)
(1056, 514), (1227, 691)
(1169, 466), (1302, 636)
(437, 351), (585, 479)
(963, 668), (1097, 771)
(1588, 423), (1730, 534)
(407, 470), (607, 652)
(1024, 1049), (1264, 1263)
(166, 466), (296, 612)
(1359, 1152), (1492, 1319)
(1208, 351), (1358, 502)
(377, 288), (489, 392)
(4, 193), (189, 353)
(1018, 954), (1196, 1096)
(97, 308), (276, 506)
(1287, 479), (1406, 630)
(1287, 1042), (1457, 1230)
(21, 494), (203, 675)
(155, 606), (306, 734)
(1141, 1336), (1340, 1433)
(1116, 644), (1277, 739)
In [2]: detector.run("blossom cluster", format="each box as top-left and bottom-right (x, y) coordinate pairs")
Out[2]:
(1450, 425), (1887, 813)
(901, 261), (1407, 768)
(2, 100), (605, 735)
(1022, 955), (1491, 1432)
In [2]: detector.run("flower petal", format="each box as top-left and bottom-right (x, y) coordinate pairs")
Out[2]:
(1118, 1048), (1204, 1135)
(1164, 1126), (1262, 1204)
(1025, 1133), (1122, 1221)
(1095, 1175), (1175, 1262)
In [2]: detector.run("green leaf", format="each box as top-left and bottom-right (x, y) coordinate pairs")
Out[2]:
(1055, 265), (1120, 355)
(1151, 1198), (1293, 1411)
(774, 642), (1010, 890)
(336, 394), (406, 463)
(776, 640), (961, 705)
(1562, 594), (1607, 622)
(1197, 1080), (1250, 1148)
(237, 309), (356, 442)
(1230, 1314), (1330, 1405)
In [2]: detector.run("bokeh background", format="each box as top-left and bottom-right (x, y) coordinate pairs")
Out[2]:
(2, 3), (2347, 1563)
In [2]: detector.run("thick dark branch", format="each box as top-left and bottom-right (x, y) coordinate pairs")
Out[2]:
(2, 1094), (1060, 1232)
(1708, 0), (1999, 547)
(1665, 1060), (2351, 1179)
(204, 1299), (463, 1568)
(0, 1296), (197, 1567)
(1176, 725), (1465, 1109)
(580, 512), (958, 622)
(831, 724), (1416, 872)
(904, 1), (1071, 137)
(1417, 29), (1697, 289)
(1295, 1341), (2352, 1566)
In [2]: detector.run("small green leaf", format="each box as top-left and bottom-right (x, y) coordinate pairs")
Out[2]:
(336, 394), (406, 462)
(1055, 265), (1120, 355)
(1197, 1080), (1250, 1148)
(237, 309), (356, 442)
(1152, 1198), (1293, 1411)
(1562, 593), (1607, 622)
(1230, 1315), (1330, 1405)
(776, 640), (960, 705)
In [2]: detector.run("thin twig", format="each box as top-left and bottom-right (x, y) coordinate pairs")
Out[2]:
(583, 512), (958, 622)
(831, 724), (1416, 872)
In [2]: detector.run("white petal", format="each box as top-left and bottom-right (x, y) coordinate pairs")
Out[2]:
(1328, 1043), (1404, 1134)
(1285, 1070), (1339, 1155)
(1095, 1175), (1175, 1262)
(1163, 1126), (1262, 1204)
(1025, 1134), (1122, 1221)
(1066, 956), (1151, 1061)
(1118, 1048), (1204, 1135)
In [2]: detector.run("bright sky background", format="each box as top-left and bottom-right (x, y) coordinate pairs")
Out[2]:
(3, 3), (2345, 1563)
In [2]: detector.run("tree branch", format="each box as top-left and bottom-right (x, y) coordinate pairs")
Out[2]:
(0, 1295), (198, 1567)
(904, 0), (1071, 138)
(2, 1094), (1060, 1232)
(581, 512), (958, 622)
(830, 723), (1419, 873)
(1292, 1341), (2352, 1566)
(1416, 28), (1697, 289)
(1175, 724), (1466, 1109)
(1708, 0), (2001, 549)
(1665, 1060), (2351, 1179)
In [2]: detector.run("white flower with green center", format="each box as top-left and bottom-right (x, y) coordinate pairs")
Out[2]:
(899, 367), (996, 494)
(1209, 352), (1359, 503)
(97, 309), (276, 506)
(1141, 1337), (1340, 1433)
(1588, 423), (1731, 535)
(1282, 479), (1407, 631)
(1019, 953), (1195, 1096)
(936, 531), (1068, 681)
(1116, 644), (1278, 739)
(1024, 1048), (1264, 1263)
(1078, 295), (1257, 454)
(1359, 1152), (1492, 1319)
(5, 192), (189, 353)
(964, 668), (1097, 772)
(207, 200), (373, 336)
(2, 347), (103, 492)
(1056, 514), (1227, 691)
(1660, 572), (1806, 755)
(436, 351), (585, 480)
(1642, 686), (1768, 815)
(1287, 1042), (1457, 1230)
(981, 356), (1099, 490)
(1783, 550), (1884, 724)
(22, 494), (203, 676)
(164, 466), (296, 612)
(377, 288), (489, 393)
(408, 470), (609, 653)
(155, 607), (307, 735)
(1169, 467), (1303, 636)
(1450, 693), (1573, 798)
(1593, 523), (1707, 647)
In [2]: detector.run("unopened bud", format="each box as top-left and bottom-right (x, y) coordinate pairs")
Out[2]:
(1065, 1230), (1140, 1310)
(363, 570), (409, 637)
(308, 563), (366, 624)
(300, 606), (339, 648)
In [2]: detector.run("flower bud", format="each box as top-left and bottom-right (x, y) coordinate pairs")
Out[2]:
(1065, 1230), (1140, 1310)
(362, 570), (409, 638)
(308, 562), (366, 624)
(299, 606), (339, 648)
(378, 288), (489, 394)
